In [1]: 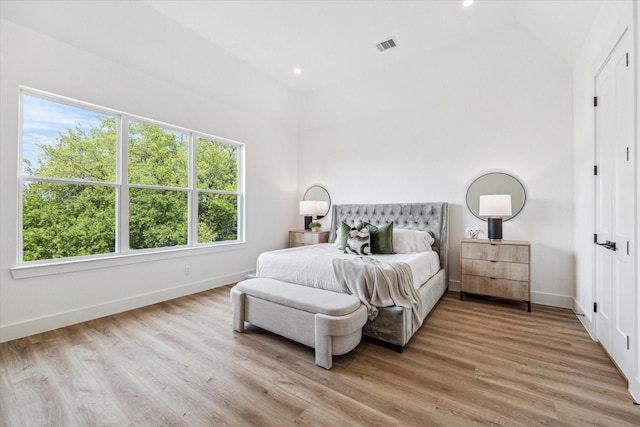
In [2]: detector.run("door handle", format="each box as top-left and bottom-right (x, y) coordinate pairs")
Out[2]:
(595, 240), (617, 251)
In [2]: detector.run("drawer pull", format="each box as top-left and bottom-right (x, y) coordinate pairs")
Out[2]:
(490, 260), (497, 263)
(490, 277), (497, 280)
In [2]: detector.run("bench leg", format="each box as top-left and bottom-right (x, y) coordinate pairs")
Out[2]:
(314, 316), (332, 369)
(231, 290), (246, 332)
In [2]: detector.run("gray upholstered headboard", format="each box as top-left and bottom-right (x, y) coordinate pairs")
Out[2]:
(329, 203), (449, 274)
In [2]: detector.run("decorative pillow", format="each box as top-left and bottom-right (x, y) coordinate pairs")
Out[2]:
(338, 221), (364, 250)
(363, 221), (394, 254)
(344, 226), (371, 255)
(334, 226), (343, 246)
(393, 229), (434, 253)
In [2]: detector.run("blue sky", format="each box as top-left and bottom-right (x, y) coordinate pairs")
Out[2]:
(22, 95), (110, 174)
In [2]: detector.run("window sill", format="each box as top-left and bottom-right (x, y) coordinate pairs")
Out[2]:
(10, 241), (247, 280)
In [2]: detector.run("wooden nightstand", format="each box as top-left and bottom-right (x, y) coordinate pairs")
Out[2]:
(288, 230), (330, 248)
(460, 239), (531, 311)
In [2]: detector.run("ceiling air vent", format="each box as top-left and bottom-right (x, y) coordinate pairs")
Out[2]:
(376, 37), (398, 52)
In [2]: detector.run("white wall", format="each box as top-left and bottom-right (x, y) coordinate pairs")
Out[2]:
(0, 18), (299, 341)
(572, 0), (638, 402)
(298, 25), (575, 307)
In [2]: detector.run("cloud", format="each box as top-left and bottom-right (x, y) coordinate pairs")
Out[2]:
(22, 95), (111, 168)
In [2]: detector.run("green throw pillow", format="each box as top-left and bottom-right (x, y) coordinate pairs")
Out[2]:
(339, 221), (364, 250)
(364, 221), (394, 254)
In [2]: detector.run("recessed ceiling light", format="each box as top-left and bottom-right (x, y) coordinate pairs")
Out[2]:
(463, 0), (474, 6)
(293, 67), (302, 75)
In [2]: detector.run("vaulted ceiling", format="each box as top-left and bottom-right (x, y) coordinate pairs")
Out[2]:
(2, 0), (602, 94)
(144, 0), (602, 92)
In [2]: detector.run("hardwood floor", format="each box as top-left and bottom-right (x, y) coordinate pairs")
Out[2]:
(1, 287), (638, 426)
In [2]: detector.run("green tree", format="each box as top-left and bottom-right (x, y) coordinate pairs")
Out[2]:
(196, 138), (238, 242)
(23, 117), (239, 262)
(23, 118), (117, 261)
(128, 122), (190, 249)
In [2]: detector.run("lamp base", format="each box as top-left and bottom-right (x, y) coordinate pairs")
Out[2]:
(487, 217), (503, 240)
(304, 216), (312, 230)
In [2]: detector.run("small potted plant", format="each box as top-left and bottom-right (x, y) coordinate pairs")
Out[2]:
(309, 221), (322, 232)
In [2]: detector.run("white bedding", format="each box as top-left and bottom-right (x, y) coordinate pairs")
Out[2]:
(256, 243), (441, 293)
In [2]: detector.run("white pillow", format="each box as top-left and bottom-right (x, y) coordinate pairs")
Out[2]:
(334, 227), (343, 246)
(393, 229), (434, 253)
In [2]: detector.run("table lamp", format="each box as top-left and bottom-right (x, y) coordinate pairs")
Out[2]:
(299, 201), (329, 230)
(479, 194), (512, 241)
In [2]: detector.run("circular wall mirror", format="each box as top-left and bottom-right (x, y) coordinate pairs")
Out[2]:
(466, 172), (526, 221)
(303, 185), (331, 217)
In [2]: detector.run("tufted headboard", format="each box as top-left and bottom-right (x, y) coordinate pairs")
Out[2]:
(329, 203), (449, 274)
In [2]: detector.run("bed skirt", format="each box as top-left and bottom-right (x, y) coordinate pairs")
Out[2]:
(362, 267), (447, 348)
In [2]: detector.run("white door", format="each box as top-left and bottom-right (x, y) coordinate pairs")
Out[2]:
(594, 29), (634, 380)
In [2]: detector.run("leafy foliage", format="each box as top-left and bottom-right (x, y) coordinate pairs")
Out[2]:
(129, 122), (189, 187)
(198, 193), (238, 243)
(22, 183), (116, 261)
(22, 117), (239, 262)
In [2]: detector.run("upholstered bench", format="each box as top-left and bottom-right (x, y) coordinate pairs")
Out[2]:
(231, 278), (367, 369)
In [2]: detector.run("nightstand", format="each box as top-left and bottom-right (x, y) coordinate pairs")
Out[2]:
(288, 230), (330, 248)
(460, 239), (531, 311)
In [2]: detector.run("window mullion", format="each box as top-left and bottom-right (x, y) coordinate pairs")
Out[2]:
(118, 117), (130, 254)
(238, 144), (245, 242)
(189, 133), (197, 245)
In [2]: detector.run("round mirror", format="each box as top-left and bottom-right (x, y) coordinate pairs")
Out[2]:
(303, 185), (331, 217)
(466, 172), (526, 221)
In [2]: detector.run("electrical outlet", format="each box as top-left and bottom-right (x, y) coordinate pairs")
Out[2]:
(184, 266), (191, 276)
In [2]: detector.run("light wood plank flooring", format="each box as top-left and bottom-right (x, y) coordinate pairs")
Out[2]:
(1, 287), (638, 426)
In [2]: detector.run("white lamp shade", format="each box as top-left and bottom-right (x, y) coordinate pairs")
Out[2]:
(315, 201), (329, 216)
(299, 200), (329, 216)
(299, 201), (316, 215)
(479, 194), (512, 217)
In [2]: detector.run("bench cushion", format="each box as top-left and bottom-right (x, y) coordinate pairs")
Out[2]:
(234, 278), (361, 317)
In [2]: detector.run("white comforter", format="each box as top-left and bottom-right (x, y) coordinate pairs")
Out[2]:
(256, 243), (441, 293)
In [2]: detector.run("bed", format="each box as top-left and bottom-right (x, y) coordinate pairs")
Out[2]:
(256, 202), (449, 349)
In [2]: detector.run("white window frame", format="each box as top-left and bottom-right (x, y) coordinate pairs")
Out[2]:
(13, 86), (245, 279)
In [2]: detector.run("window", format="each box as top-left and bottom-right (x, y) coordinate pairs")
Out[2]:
(19, 88), (244, 264)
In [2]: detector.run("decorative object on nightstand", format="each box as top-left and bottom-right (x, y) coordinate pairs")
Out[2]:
(465, 226), (483, 240)
(479, 194), (512, 241)
(289, 230), (330, 247)
(308, 221), (322, 232)
(460, 239), (531, 311)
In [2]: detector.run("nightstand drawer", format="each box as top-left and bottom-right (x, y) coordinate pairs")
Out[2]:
(461, 275), (529, 300)
(289, 231), (319, 245)
(288, 230), (330, 247)
(461, 259), (529, 281)
(461, 242), (529, 263)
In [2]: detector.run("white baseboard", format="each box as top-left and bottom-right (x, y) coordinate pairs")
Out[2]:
(630, 376), (640, 403)
(530, 291), (573, 308)
(0, 270), (252, 343)
(572, 300), (640, 403)
(573, 298), (596, 340)
(448, 279), (460, 292)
